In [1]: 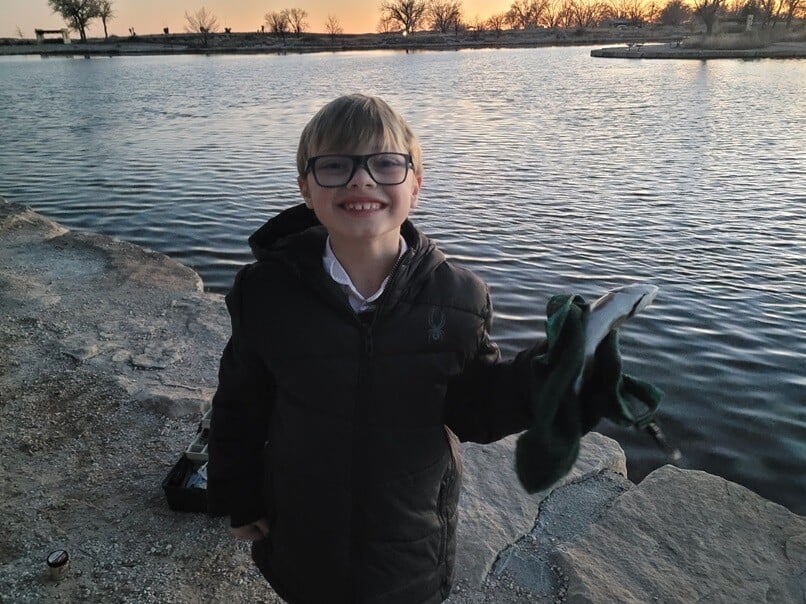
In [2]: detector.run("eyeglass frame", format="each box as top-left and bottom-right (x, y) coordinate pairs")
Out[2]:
(304, 152), (414, 188)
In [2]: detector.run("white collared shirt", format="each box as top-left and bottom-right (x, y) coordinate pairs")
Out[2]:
(323, 236), (408, 313)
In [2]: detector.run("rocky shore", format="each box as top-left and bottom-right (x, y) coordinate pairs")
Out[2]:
(1, 197), (803, 603)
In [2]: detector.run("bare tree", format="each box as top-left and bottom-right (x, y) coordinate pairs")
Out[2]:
(265, 11), (290, 41)
(427, 0), (463, 32)
(754, 0), (787, 26)
(506, 0), (533, 27)
(325, 15), (344, 42)
(782, 0), (804, 25)
(720, 0), (743, 17)
(185, 6), (220, 32)
(484, 13), (507, 38)
(47, 0), (101, 42)
(643, 0), (663, 22)
(506, 0), (548, 28)
(185, 6), (219, 46)
(377, 14), (398, 32)
(659, 0), (692, 23)
(452, 14), (467, 35)
(570, 0), (602, 26)
(541, 0), (564, 27)
(626, 0), (650, 22)
(97, 0), (114, 39)
(692, 0), (723, 33)
(380, 0), (428, 33)
(286, 8), (308, 36)
(467, 14), (481, 30)
(486, 12), (508, 35)
(603, 0), (650, 22)
(557, 0), (577, 26)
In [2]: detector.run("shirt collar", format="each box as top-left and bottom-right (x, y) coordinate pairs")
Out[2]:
(323, 236), (408, 311)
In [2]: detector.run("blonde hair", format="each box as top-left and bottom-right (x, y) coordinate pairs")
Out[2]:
(296, 94), (422, 178)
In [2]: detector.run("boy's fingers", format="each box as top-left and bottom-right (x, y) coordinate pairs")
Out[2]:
(230, 518), (270, 541)
(231, 524), (261, 541)
(229, 526), (251, 540)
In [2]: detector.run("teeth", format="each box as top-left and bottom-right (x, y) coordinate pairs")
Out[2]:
(344, 202), (381, 211)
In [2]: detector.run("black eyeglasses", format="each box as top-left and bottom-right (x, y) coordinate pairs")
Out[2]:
(305, 153), (413, 188)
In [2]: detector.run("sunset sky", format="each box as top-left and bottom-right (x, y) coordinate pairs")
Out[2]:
(1, 0), (513, 39)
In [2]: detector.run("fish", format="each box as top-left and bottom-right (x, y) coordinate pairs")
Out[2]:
(572, 283), (681, 462)
(574, 283), (659, 395)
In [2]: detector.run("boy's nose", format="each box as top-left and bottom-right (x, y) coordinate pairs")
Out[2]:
(347, 165), (375, 187)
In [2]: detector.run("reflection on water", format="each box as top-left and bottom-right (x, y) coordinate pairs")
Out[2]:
(1, 48), (804, 512)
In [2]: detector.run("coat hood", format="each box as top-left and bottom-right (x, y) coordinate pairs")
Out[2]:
(248, 203), (322, 262)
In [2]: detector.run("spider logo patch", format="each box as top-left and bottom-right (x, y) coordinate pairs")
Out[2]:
(427, 308), (446, 343)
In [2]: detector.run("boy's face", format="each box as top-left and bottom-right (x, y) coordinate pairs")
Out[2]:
(298, 144), (421, 251)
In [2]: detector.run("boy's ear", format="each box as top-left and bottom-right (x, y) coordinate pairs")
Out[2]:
(298, 176), (313, 208)
(410, 174), (422, 209)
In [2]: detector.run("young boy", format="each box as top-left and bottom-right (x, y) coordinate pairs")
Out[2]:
(207, 94), (575, 603)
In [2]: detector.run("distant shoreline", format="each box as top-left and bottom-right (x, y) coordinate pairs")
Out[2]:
(591, 40), (806, 59)
(1, 27), (804, 60)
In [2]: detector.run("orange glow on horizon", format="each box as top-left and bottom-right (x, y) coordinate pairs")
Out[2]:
(2, 0), (516, 39)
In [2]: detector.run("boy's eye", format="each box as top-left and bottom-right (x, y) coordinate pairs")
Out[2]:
(317, 157), (351, 172)
(370, 154), (406, 171)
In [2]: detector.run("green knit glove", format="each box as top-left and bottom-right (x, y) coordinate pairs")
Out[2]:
(578, 329), (663, 433)
(514, 295), (585, 493)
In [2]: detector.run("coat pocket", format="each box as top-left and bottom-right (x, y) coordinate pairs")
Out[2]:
(439, 427), (462, 587)
(251, 443), (275, 583)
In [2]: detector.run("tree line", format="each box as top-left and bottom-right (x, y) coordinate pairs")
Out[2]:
(376, 0), (803, 34)
(46, 0), (804, 43)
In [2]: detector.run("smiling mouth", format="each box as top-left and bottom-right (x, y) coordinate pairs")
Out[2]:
(340, 201), (385, 211)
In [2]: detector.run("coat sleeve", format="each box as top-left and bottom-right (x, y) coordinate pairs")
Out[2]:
(206, 266), (275, 527)
(444, 291), (540, 444)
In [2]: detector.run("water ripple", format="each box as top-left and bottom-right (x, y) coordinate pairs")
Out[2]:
(1, 48), (804, 513)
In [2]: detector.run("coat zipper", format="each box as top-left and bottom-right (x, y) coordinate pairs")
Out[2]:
(350, 245), (414, 600)
(371, 247), (413, 324)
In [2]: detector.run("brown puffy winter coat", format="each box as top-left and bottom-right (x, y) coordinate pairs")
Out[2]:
(207, 204), (532, 604)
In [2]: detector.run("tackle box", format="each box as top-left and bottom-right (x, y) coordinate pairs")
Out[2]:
(162, 408), (212, 513)
(162, 454), (207, 513)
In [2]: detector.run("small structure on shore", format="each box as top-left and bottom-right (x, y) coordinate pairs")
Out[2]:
(34, 28), (71, 44)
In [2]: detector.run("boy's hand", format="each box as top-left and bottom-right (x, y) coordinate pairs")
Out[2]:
(231, 518), (269, 541)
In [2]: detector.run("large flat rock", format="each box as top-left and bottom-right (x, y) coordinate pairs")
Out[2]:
(0, 199), (227, 418)
(559, 465), (806, 603)
(455, 432), (627, 589)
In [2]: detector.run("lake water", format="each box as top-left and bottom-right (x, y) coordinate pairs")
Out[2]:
(0, 48), (803, 514)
